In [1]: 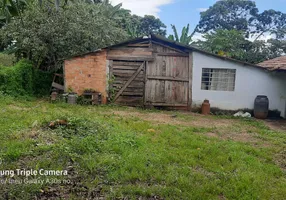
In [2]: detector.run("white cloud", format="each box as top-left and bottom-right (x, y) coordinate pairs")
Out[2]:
(197, 8), (208, 12)
(110, 0), (174, 17)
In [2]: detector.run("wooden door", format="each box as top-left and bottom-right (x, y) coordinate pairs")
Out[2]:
(110, 60), (146, 106)
(145, 49), (190, 107)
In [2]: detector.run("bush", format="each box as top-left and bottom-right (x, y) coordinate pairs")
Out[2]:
(0, 60), (52, 97)
(0, 53), (16, 67)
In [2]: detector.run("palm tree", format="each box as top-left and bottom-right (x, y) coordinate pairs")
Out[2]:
(168, 24), (194, 45)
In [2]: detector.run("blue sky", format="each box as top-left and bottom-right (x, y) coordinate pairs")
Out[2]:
(111, 0), (286, 36)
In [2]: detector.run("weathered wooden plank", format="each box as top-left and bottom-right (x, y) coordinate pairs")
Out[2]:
(143, 61), (148, 104)
(164, 81), (188, 104)
(116, 96), (143, 106)
(108, 48), (153, 58)
(152, 41), (187, 54)
(110, 47), (153, 52)
(188, 52), (193, 111)
(157, 52), (188, 57)
(147, 76), (189, 82)
(113, 61), (143, 66)
(113, 65), (141, 70)
(107, 56), (155, 61)
(52, 82), (64, 90)
(113, 62), (145, 101)
(114, 73), (144, 79)
(108, 60), (113, 98)
(148, 103), (187, 107)
(121, 91), (144, 96)
(127, 43), (150, 47)
(114, 87), (144, 93)
(113, 77), (144, 82)
(113, 80), (144, 85)
(113, 69), (143, 74)
(113, 83), (144, 88)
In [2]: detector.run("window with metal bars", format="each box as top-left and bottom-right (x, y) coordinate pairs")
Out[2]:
(201, 68), (236, 91)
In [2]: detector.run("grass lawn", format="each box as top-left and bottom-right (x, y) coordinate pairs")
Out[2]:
(0, 95), (285, 199)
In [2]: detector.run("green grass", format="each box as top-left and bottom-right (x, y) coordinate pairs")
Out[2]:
(0, 95), (285, 199)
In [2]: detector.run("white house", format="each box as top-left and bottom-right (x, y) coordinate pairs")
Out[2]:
(191, 52), (286, 118)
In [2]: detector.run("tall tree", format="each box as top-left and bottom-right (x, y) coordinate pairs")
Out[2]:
(124, 15), (167, 38)
(196, 0), (286, 40)
(196, 0), (258, 37)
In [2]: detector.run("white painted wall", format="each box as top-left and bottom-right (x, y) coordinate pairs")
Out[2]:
(192, 51), (286, 118)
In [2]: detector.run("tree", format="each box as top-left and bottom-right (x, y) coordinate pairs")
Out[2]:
(195, 29), (249, 61)
(196, 0), (286, 40)
(194, 29), (286, 64)
(196, 0), (258, 37)
(168, 24), (194, 45)
(251, 9), (286, 40)
(125, 15), (167, 38)
(0, 1), (128, 69)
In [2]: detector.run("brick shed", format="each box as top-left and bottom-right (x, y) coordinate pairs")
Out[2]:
(64, 34), (194, 109)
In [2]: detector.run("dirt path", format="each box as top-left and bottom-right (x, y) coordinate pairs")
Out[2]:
(111, 110), (235, 129)
(264, 119), (286, 132)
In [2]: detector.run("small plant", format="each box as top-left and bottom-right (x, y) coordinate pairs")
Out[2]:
(108, 75), (116, 102)
(77, 95), (91, 105)
(67, 86), (75, 94)
(83, 88), (96, 93)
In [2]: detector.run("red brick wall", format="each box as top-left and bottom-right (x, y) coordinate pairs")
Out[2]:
(64, 50), (108, 104)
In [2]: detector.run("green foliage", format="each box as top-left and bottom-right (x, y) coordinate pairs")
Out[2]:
(195, 29), (286, 64)
(168, 24), (193, 45)
(125, 15), (167, 38)
(197, 0), (258, 36)
(0, 60), (52, 97)
(0, 0), (27, 27)
(0, 1), (128, 70)
(0, 53), (16, 66)
(192, 0), (286, 63)
(196, 29), (249, 60)
(196, 0), (286, 40)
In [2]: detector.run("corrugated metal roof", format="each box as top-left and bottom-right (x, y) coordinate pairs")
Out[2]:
(258, 56), (286, 71)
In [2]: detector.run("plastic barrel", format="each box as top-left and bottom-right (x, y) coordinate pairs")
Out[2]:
(254, 95), (269, 119)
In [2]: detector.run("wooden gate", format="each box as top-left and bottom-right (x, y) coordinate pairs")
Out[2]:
(145, 44), (191, 108)
(110, 60), (146, 106)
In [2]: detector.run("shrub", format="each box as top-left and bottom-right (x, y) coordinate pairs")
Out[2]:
(0, 60), (52, 97)
(0, 53), (16, 67)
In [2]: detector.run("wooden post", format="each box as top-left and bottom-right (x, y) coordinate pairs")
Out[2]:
(107, 60), (113, 100)
(187, 52), (193, 111)
(143, 61), (148, 106)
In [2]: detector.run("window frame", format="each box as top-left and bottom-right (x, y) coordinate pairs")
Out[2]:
(201, 68), (236, 92)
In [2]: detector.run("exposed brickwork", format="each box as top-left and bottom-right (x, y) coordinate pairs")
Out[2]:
(64, 50), (108, 104)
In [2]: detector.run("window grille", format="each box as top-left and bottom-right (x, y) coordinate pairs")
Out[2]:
(201, 68), (236, 91)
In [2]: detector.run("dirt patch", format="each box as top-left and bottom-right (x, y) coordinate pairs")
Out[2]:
(111, 110), (235, 129)
(201, 131), (269, 146)
(264, 119), (286, 132)
(275, 149), (286, 171)
(106, 109), (271, 146)
(8, 104), (30, 111)
(205, 132), (219, 138)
